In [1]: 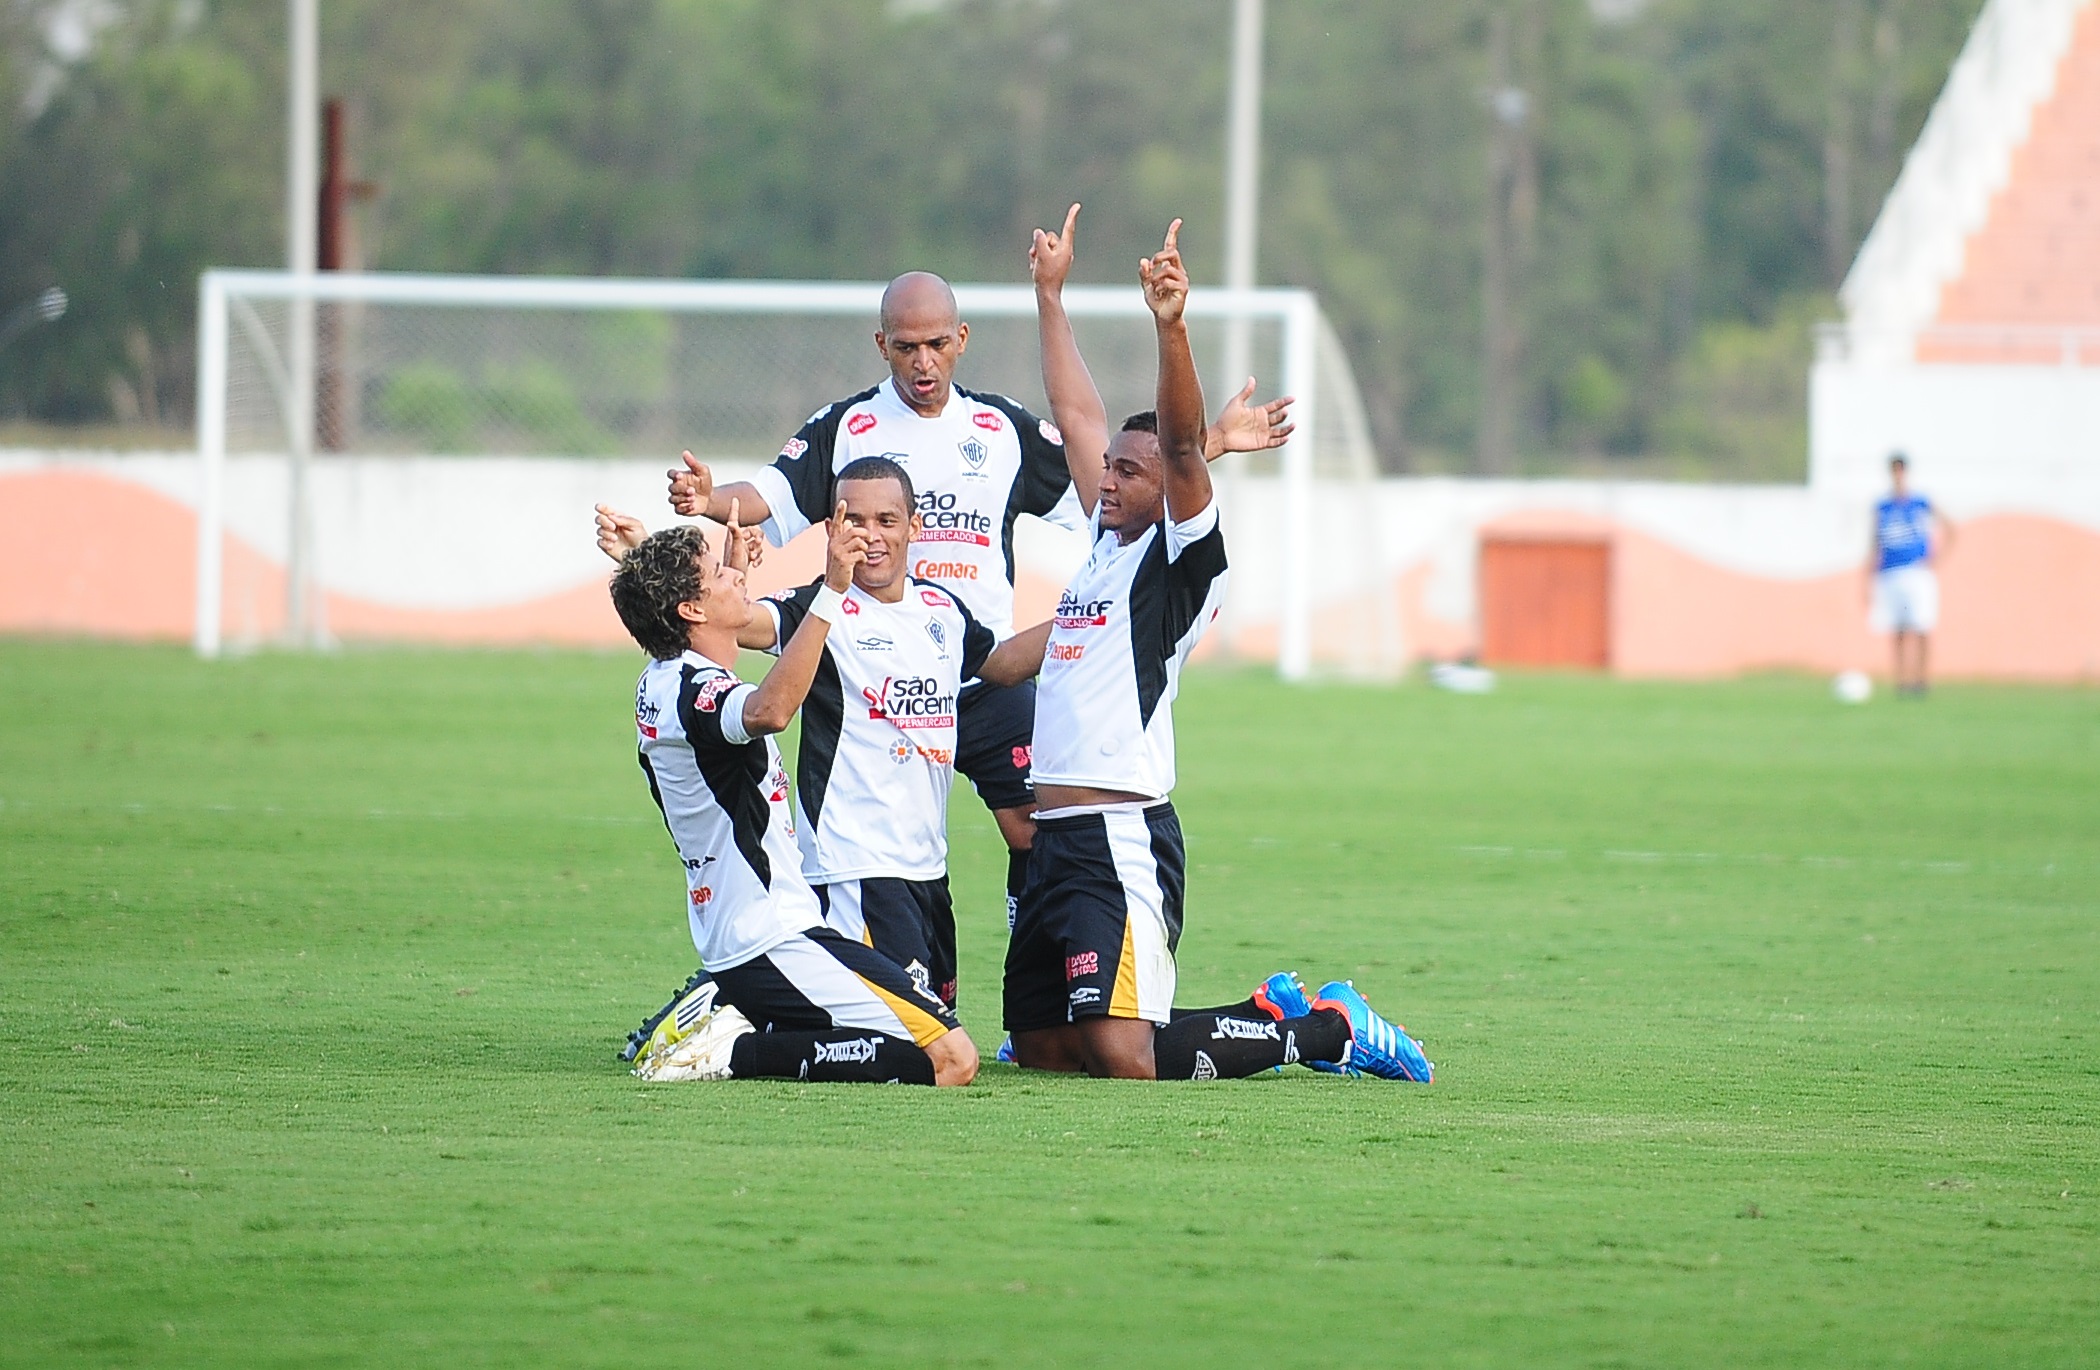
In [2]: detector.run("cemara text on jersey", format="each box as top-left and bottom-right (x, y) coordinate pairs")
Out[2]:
(764, 577), (996, 884)
(1029, 500), (1229, 800)
(748, 377), (1076, 639)
(634, 653), (823, 970)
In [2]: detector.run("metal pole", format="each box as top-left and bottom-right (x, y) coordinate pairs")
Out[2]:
(285, 0), (319, 646)
(195, 274), (228, 659)
(1219, 0), (1264, 652)
(1278, 294), (1319, 682)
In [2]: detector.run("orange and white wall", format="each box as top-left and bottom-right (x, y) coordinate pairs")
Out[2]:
(5, 451), (2097, 681)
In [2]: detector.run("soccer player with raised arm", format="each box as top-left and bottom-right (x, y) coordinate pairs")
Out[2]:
(1001, 214), (1432, 1083)
(663, 271), (1294, 944)
(606, 502), (980, 1086)
(598, 458), (1048, 1023)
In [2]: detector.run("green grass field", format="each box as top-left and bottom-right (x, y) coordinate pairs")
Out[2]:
(3, 642), (2096, 1367)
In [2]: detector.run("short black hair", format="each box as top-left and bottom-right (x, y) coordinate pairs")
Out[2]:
(610, 525), (707, 660)
(1120, 411), (1158, 434)
(834, 455), (915, 508)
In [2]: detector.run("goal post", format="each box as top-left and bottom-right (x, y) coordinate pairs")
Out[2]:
(194, 269), (1395, 679)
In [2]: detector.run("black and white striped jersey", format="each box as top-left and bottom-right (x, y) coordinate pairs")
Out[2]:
(749, 377), (1076, 639)
(634, 652), (822, 971)
(1030, 500), (1229, 801)
(764, 577), (996, 884)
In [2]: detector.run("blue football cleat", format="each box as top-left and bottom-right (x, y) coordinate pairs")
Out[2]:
(995, 1035), (1017, 1064)
(1253, 971), (1350, 1073)
(1252, 970), (1313, 1021)
(1312, 980), (1433, 1082)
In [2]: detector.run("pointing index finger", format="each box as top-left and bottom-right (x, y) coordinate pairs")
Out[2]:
(1061, 202), (1081, 241)
(1163, 218), (1182, 255)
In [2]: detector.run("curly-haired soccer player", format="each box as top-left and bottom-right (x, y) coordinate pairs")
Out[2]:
(607, 503), (979, 1085)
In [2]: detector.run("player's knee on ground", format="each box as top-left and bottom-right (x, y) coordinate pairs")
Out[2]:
(926, 1027), (979, 1087)
(1077, 1016), (1158, 1080)
(1012, 1025), (1087, 1073)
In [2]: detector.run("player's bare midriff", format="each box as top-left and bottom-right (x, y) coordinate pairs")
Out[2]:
(1033, 784), (1153, 810)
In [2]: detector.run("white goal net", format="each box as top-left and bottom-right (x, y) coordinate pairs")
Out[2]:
(196, 270), (1399, 678)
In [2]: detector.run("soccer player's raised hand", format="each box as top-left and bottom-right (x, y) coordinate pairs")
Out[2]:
(720, 497), (766, 573)
(1209, 378), (1296, 458)
(824, 500), (871, 592)
(1140, 219), (1189, 325)
(666, 451), (712, 517)
(1031, 202), (1081, 294)
(594, 503), (646, 564)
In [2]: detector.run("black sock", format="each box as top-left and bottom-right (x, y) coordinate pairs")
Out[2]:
(728, 1030), (937, 1085)
(1006, 849), (1029, 931)
(1171, 998), (1261, 1021)
(1152, 1009), (1349, 1080)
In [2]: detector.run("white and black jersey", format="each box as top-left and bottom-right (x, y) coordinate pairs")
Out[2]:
(750, 378), (1075, 639)
(765, 577), (995, 884)
(1030, 500), (1228, 800)
(634, 653), (823, 970)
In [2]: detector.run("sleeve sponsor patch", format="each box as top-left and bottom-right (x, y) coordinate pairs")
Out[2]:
(1039, 418), (1063, 446)
(779, 437), (809, 460)
(694, 673), (740, 713)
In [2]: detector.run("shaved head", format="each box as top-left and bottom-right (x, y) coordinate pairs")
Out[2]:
(880, 272), (959, 334)
(875, 271), (969, 416)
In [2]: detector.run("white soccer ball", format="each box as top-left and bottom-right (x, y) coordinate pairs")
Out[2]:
(1833, 670), (1872, 704)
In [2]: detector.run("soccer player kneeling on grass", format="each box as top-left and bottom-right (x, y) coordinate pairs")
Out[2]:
(1004, 214), (1433, 1083)
(598, 458), (1049, 1019)
(607, 505), (979, 1085)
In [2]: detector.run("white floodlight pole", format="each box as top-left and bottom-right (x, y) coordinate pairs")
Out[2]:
(1219, 0), (1264, 653)
(1278, 293), (1319, 682)
(194, 273), (228, 659)
(284, 0), (320, 646)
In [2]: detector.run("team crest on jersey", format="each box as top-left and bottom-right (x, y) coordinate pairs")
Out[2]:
(959, 436), (988, 472)
(779, 437), (808, 461)
(848, 412), (878, 436)
(889, 738), (913, 765)
(972, 410), (1004, 433)
(925, 619), (947, 652)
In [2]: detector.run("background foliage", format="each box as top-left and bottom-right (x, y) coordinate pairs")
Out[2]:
(0, 0), (1984, 474)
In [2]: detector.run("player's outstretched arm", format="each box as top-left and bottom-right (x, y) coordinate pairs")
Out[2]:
(740, 503), (865, 737)
(1032, 203), (1112, 514)
(667, 452), (773, 556)
(1206, 379), (1296, 460)
(1141, 219), (1212, 519)
(977, 620), (1052, 687)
